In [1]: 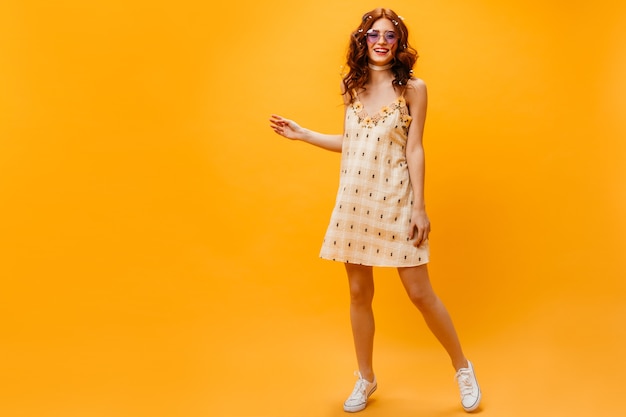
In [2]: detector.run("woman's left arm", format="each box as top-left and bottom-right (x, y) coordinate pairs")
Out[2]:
(405, 78), (431, 247)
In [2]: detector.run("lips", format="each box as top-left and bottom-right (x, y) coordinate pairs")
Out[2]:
(374, 48), (389, 54)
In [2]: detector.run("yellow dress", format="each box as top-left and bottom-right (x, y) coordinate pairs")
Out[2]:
(319, 93), (429, 266)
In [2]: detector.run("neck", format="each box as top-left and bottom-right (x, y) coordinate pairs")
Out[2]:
(368, 62), (392, 71)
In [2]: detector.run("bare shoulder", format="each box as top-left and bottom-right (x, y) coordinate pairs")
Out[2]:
(404, 77), (427, 100)
(339, 79), (351, 106)
(404, 78), (427, 112)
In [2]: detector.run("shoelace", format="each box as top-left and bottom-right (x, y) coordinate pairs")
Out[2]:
(456, 369), (474, 396)
(349, 374), (369, 402)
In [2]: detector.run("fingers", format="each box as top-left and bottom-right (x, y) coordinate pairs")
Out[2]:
(414, 226), (424, 247)
(409, 224), (430, 247)
(269, 115), (303, 141)
(269, 114), (285, 124)
(269, 115), (283, 128)
(269, 115), (289, 136)
(270, 114), (291, 127)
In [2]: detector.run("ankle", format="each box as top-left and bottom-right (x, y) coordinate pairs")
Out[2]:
(360, 371), (375, 382)
(453, 358), (469, 371)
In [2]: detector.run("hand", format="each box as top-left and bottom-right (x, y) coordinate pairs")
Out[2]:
(409, 208), (430, 248)
(269, 114), (306, 141)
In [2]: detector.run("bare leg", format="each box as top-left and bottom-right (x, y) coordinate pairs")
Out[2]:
(345, 263), (376, 382)
(397, 264), (468, 371)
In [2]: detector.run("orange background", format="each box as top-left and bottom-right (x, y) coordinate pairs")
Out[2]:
(1, 1), (625, 416)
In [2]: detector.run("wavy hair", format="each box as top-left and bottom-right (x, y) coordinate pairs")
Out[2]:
(342, 8), (419, 103)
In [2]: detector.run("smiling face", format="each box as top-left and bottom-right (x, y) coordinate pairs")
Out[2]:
(366, 18), (398, 66)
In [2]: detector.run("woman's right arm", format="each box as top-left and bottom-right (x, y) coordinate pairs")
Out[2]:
(269, 114), (343, 152)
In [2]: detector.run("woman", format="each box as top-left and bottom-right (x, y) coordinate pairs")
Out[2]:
(269, 8), (481, 413)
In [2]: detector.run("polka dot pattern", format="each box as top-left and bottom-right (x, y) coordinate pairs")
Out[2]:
(320, 93), (429, 266)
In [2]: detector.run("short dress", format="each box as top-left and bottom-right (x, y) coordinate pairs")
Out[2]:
(319, 91), (429, 267)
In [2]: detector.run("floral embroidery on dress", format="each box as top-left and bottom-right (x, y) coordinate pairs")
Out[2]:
(352, 96), (412, 129)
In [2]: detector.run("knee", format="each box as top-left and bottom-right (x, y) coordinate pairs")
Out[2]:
(349, 281), (374, 306)
(406, 286), (437, 311)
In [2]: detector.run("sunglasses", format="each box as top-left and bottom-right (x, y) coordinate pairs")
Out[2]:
(365, 29), (398, 45)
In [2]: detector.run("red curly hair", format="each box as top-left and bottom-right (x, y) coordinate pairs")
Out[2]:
(342, 8), (419, 103)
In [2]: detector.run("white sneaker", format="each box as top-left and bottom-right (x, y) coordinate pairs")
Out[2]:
(343, 371), (377, 413)
(455, 360), (481, 412)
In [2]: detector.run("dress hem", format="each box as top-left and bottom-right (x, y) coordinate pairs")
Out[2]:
(319, 255), (429, 268)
